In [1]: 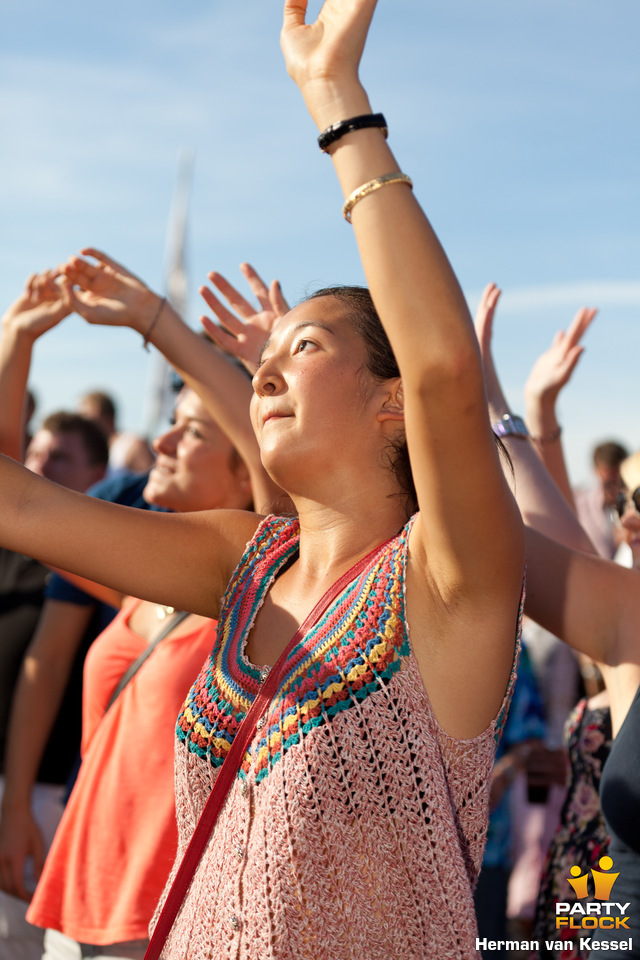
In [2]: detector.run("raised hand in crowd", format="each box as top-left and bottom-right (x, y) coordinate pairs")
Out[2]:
(474, 283), (596, 509)
(475, 284), (592, 547)
(200, 264), (289, 375)
(0, 270), (70, 461)
(474, 282), (640, 734)
(523, 305), (596, 428)
(524, 303), (597, 507)
(2, 271), (70, 337)
(63, 249), (284, 514)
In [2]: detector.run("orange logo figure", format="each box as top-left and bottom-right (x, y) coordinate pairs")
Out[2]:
(567, 866), (590, 899)
(566, 856), (619, 900)
(592, 856), (620, 901)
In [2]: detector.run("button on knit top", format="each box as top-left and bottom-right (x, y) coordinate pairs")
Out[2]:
(155, 515), (522, 960)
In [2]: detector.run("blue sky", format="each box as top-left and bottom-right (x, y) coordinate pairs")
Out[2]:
(1, 0), (639, 484)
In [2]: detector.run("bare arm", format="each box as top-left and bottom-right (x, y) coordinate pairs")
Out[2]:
(282, 0), (522, 602)
(474, 283), (640, 674)
(280, 0), (524, 739)
(0, 271), (70, 462)
(0, 599), (94, 900)
(474, 285), (593, 554)
(62, 254), (284, 515)
(47, 568), (124, 609)
(280, 1), (523, 605)
(524, 528), (640, 676)
(523, 300), (597, 508)
(0, 455), (259, 617)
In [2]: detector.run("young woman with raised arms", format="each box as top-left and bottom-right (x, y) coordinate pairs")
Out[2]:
(0, 1), (524, 956)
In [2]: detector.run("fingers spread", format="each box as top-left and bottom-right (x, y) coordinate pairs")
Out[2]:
(208, 271), (257, 320)
(559, 345), (585, 383)
(240, 263), (272, 312)
(80, 248), (123, 273)
(64, 256), (100, 288)
(270, 279), (290, 316)
(566, 306), (597, 348)
(199, 286), (245, 334)
(474, 282), (501, 341)
(200, 315), (240, 349)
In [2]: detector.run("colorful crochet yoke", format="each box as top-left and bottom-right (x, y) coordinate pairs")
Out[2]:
(157, 515), (520, 960)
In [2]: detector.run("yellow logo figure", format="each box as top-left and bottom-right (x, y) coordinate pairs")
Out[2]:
(566, 856), (620, 901)
(567, 866), (590, 899)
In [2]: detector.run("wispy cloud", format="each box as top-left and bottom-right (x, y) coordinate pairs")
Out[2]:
(467, 281), (640, 314)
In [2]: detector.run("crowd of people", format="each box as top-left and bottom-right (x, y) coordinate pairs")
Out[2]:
(0, 1), (637, 959)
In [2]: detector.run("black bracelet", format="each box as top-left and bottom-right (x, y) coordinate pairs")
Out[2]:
(318, 113), (388, 153)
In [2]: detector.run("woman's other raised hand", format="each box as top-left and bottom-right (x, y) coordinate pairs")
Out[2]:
(0, 269), (73, 462)
(524, 306), (596, 506)
(524, 307), (596, 411)
(199, 264), (289, 375)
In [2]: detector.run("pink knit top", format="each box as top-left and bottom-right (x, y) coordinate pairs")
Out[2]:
(155, 515), (522, 959)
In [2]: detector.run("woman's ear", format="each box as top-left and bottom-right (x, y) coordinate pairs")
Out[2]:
(377, 378), (404, 422)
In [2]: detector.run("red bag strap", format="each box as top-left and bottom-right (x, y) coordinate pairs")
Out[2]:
(145, 536), (393, 960)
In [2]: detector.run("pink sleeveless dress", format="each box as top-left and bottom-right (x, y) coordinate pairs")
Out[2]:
(154, 515), (522, 959)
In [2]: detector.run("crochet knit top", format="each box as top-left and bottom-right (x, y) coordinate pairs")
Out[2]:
(155, 515), (522, 960)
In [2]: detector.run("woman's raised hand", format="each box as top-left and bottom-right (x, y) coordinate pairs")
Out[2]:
(62, 248), (161, 333)
(473, 282), (507, 413)
(523, 306), (596, 505)
(2, 270), (71, 341)
(281, 0), (378, 126)
(524, 307), (597, 407)
(199, 264), (289, 375)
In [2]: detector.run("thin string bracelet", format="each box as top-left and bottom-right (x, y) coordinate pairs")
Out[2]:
(531, 425), (562, 446)
(342, 172), (413, 224)
(143, 297), (166, 351)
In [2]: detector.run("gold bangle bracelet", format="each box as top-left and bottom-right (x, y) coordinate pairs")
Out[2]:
(342, 172), (413, 223)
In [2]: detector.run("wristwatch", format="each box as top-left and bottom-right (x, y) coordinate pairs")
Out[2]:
(492, 413), (530, 439)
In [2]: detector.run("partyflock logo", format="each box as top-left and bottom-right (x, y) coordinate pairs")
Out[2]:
(567, 856), (619, 900)
(555, 856), (631, 931)
(476, 857), (631, 954)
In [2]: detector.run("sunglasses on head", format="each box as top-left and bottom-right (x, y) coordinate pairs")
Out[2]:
(615, 487), (640, 519)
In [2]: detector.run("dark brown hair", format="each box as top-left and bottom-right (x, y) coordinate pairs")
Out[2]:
(306, 286), (417, 516)
(593, 441), (628, 469)
(42, 411), (110, 467)
(306, 286), (513, 513)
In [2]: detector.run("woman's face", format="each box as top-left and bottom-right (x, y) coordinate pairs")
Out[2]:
(250, 296), (397, 490)
(144, 389), (250, 512)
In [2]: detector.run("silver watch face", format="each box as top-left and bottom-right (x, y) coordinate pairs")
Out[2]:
(494, 414), (528, 437)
